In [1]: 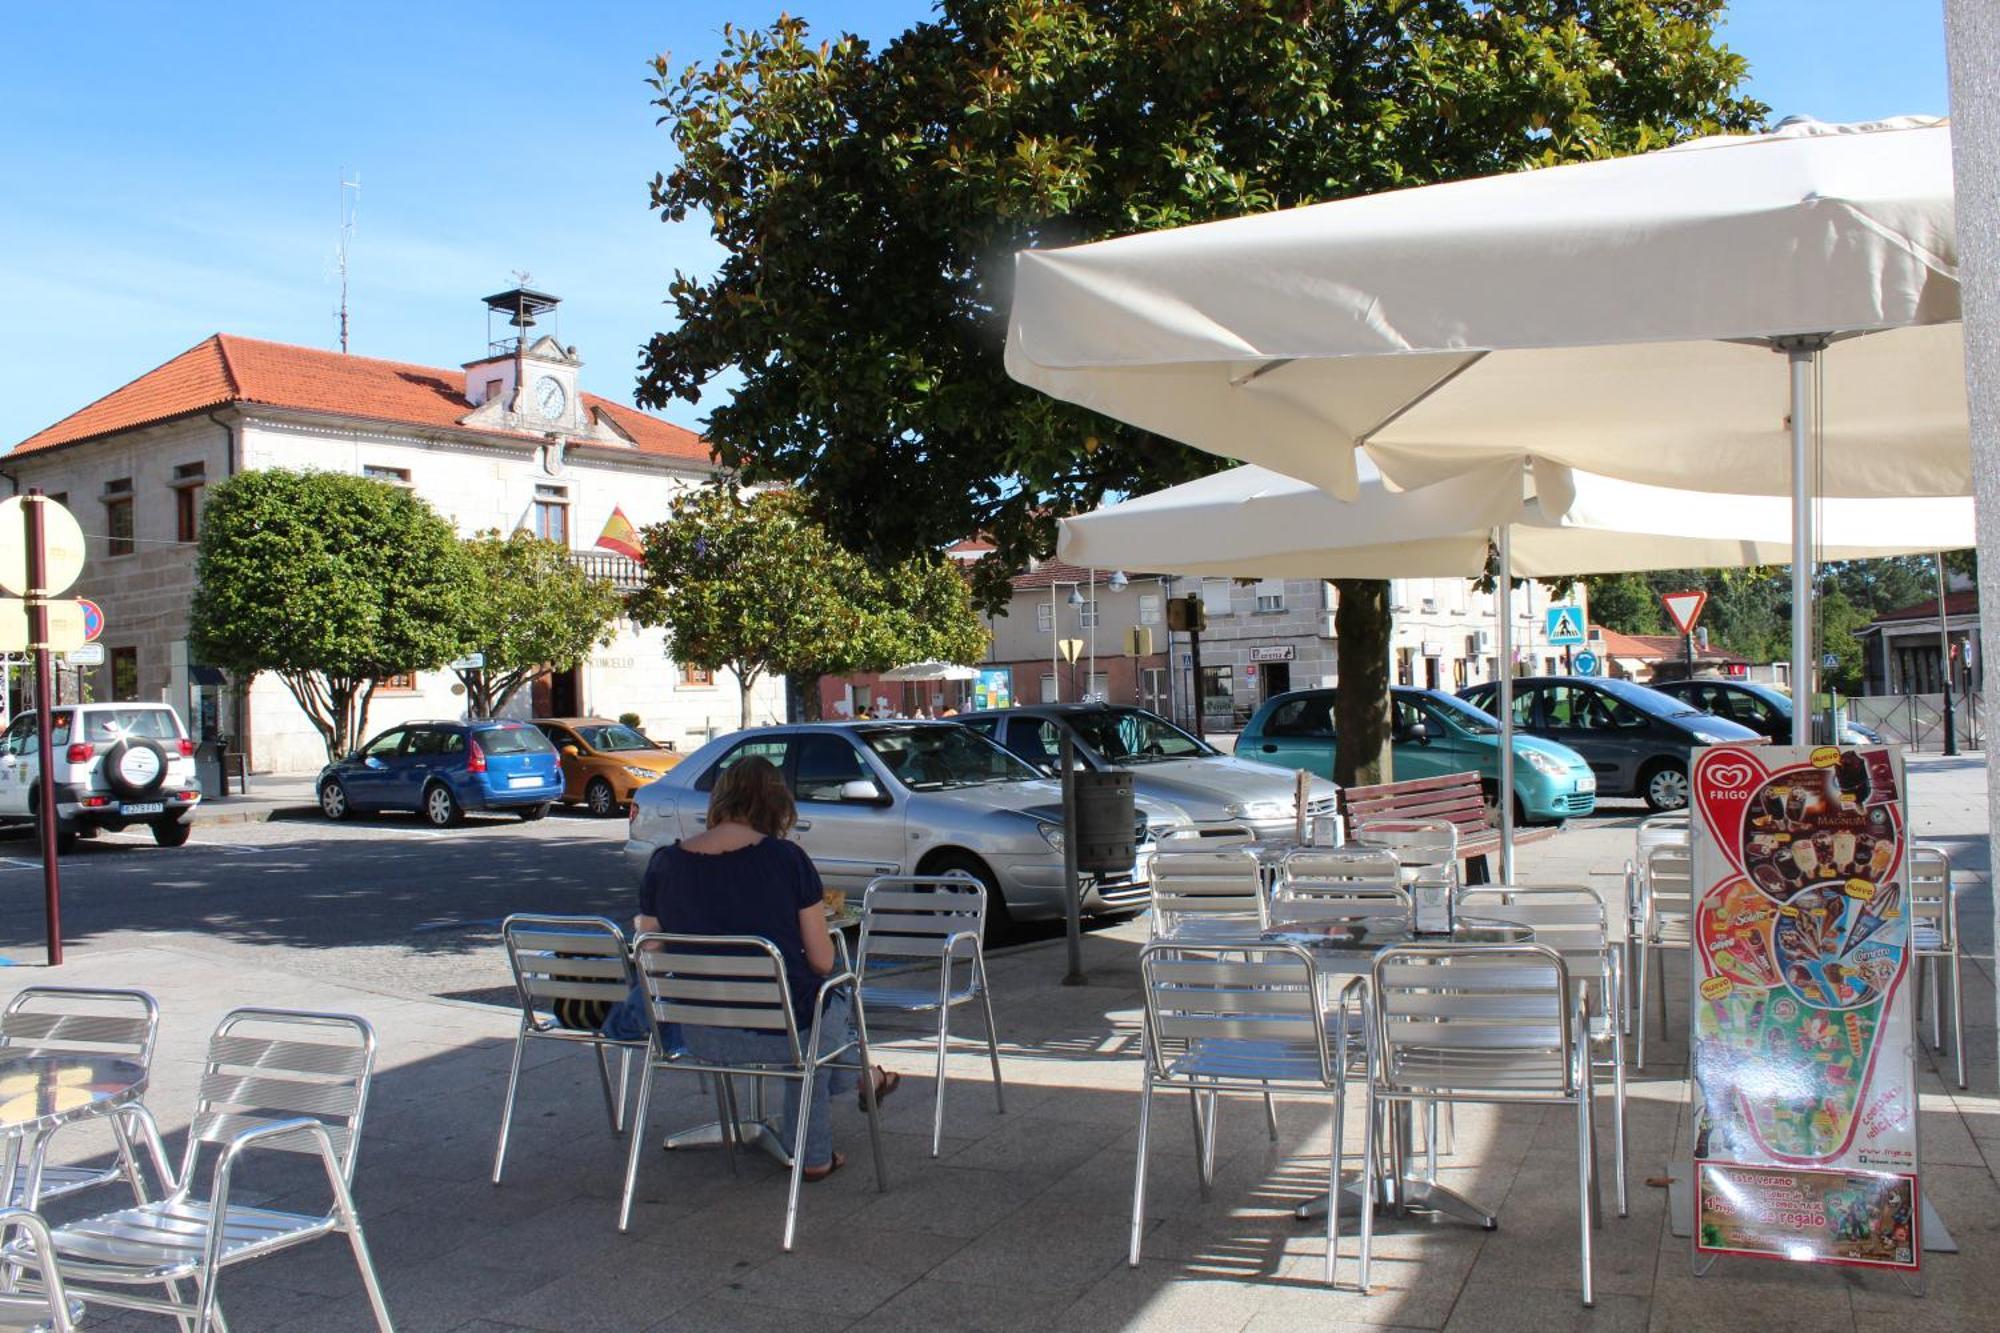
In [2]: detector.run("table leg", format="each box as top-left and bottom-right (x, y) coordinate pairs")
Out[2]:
(1295, 1105), (1496, 1230)
(663, 1075), (793, 1167)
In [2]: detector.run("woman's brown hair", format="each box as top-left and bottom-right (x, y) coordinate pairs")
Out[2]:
(706, 755), (796, 837)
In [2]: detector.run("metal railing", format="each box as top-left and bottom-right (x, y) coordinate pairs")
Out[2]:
(1848, 691), (1984, 751)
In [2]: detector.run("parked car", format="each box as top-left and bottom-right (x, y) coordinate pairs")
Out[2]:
(1235, 687), (1596, 824)
(624, 721), (1193, 926)
(955, 704), (1340, 841)
(1648, 678), (1872, 745)
(317, 719), (563, 827)
(1458, 675), (1763, 811)
(0, 703), (202, 853)
(532, 716), (681, 817)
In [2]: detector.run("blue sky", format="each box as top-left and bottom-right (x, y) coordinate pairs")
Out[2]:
(0, 1), (1949, 448)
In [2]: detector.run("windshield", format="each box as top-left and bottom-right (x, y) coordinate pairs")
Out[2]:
(479, 724), (554, 755)
(861, 726), (1040, 790)
(1598, 677), (1706, 720)
(576, 723), (655, 752)
(1421, 692), (1499, 736)
(1065, 709), (1213, 763)
(78, 708), (183, 743)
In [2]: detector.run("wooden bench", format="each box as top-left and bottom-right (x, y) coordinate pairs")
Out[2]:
(1339, 770), (1557, 885)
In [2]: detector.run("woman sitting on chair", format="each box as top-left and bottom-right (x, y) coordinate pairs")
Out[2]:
(634, 756), (898, 1180)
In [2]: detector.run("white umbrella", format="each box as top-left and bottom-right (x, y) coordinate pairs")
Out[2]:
(879, 661), (982, 682)
(1059, 459), (1976, 875)
(1008, 116), (1966, 742)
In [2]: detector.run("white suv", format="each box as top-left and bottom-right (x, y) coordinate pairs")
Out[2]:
(0, 704), (202, 853)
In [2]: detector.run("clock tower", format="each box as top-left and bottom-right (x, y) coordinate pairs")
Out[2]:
(462, 286), (583, 434)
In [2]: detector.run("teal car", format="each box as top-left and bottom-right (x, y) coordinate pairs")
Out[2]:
(1238, 686), (1597, 824)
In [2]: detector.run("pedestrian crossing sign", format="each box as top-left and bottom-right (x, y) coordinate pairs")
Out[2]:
(1544, 605), (1586, 646)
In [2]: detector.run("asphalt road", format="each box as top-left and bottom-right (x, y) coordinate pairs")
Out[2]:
(0, 806), (641, 1003)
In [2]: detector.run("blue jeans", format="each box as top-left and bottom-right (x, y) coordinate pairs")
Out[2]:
(681, 992), (859, 1170)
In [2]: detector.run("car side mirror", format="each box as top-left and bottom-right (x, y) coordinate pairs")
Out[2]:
(839, 779), (888, 804)
(559, 744), (580, 757)
(363, 756), (385, 770)
(1409, 721), (1430, 745)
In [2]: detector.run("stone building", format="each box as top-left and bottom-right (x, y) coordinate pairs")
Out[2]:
(5, 289), (785, 771)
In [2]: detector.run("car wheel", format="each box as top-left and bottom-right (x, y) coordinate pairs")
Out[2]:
(1642, 761), (1691, 813)
(423, 782), (463, 829)
(585, 778), (618, 818)
(517, 802), (549, 822)
(152, 818), (192, 847)
(920, 850), (1014, 942)
(319, 780), (352, 821)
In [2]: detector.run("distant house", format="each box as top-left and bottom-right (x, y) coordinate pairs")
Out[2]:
(1589, 627), (1750, 685)
(1857, 591), (1980, 696)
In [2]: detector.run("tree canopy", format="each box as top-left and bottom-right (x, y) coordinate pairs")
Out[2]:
(630, 486), (989, 727)
(189, 469), (471, 762)
(455, 531), (627, 719)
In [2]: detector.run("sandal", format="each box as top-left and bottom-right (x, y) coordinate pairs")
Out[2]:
(859, 1068), (901, 1110)
(802, 1151), (846, 1183)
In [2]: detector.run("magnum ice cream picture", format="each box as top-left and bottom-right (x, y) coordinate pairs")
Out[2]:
(1689, 745), (1919, 1271)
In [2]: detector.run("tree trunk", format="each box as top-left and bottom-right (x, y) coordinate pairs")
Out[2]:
(1332, 579), (1394, 788)
(738, 667), (758, 730)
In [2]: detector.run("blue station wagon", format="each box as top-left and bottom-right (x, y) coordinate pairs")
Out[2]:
(317, 719), (564, 827)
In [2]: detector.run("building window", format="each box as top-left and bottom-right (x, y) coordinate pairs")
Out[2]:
(1198, 665), (1234, 716)
(102, 479), (134, 558)
(1200, 577), (1232, 618)
(680, 664), (714, 687)
(1138, 593), (1162, 626)
(110, 647), (138, 701)
(1396, 647), (1415, 686)
(1035, 602), (1054, 634)
(484, 377), (504, 404)
(534, 484), (570, 546)
(363, 465), (412, 487)
(1078, 599), (1099, 630)
(172, 461), (205, 543)
(1039, 673), (1058, 704)
(1254, 578), (1285, 613)
(378, 672), (416, 692)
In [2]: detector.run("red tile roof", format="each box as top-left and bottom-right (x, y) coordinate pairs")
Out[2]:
(1592, 626), (1747, 663)
(1012, 559), (1165, 591)
(10, 334), (713, 464)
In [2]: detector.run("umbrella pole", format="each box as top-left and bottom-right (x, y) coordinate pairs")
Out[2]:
(1496, 524), (1516, 883)
(1784, 338), (1827, 745)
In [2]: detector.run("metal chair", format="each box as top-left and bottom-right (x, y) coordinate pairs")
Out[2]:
(1625, 814), (1689, 1029)
(1634, 842), (1694, 1070)
(1910, 844), (1967, 1090)
(1132, 942), (1365, 1287)
(0, 988), (158, 1208)
(1353, 819), (1460, 889)
(493, 914), (647, 1186)
(1365, 944), (1599, 1307)
(856, 875), (1004, 1157)
(1279, 847), (1402, 896)
(21, 1009), (392, 1332)
(622, 933), (888, 1250)
(1460, 885), (1628, 1215)
(1149, 848), (1267, 939)
(0, 1209), (81, 1333)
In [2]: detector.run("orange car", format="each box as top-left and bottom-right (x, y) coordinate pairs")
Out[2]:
(532, 717), (682, 817)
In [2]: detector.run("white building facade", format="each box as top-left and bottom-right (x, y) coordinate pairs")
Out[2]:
(6, 291), (784, 772)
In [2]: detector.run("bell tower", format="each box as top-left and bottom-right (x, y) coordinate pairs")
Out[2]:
(462, 285), (582, 432)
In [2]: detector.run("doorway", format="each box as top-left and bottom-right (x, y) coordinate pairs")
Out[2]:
(1260, 662), (1292, 701)
(531, 667), (581, 718)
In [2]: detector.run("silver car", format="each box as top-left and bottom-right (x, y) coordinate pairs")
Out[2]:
(623, 721), (1193, 924)
(957, 705), (1341, 842)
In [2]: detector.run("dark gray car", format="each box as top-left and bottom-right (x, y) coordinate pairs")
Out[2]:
(1458, 675), (1763, 811)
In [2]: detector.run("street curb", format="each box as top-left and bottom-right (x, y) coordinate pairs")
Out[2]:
(190, 804), (320, 827)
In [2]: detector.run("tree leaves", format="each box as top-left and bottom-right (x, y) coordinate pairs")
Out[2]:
(456, 531), (627, 718)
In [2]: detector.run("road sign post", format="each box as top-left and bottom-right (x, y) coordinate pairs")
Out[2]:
(1661, 590), (1709, 685)
(1544, 605), (1585, 646)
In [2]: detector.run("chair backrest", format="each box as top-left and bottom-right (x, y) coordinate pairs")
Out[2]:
(633, 933), (803, 1064)
(1373, 944), (1575, 1100)
(1353, 818), (1460, 879)
(1635, 812), (1690, 861)
(1150, 849), (1266, 929)
(0, 987), (157, 1067)
(500, 914), (637, 1033)
(858, 874), (987, 966)
(0, 1207), (75, 1333)
(1458, 886), (1610, 980)
(1138, 942), (1332, 1085)
(1280, 847), (1401, 896)
(1161, 827), (1258, 847)
(190, 1009), (376, 1188)
(1908, 843), (1954, 950)
(1644, 843), (1695, 929)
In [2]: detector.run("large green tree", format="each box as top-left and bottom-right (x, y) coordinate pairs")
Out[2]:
(454, 531), (628, 719)
(640, 0), (1763, 783)
(631, 486), (989, 727)
(189, 470), (471, 762)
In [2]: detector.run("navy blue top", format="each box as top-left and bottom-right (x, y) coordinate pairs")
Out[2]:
(641, 837), (827, 1026)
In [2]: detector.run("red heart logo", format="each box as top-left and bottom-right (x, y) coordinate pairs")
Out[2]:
(1694, 747), (1768, 870)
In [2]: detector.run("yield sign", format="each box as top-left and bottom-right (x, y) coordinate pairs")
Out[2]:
(1662, 589), (1708, 636)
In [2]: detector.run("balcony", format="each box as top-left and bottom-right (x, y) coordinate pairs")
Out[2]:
(569, 550), (646, 592)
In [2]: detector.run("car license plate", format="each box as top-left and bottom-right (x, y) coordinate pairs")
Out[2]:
(506, 776), (544, 789)
(1131, 853), (1152, 886)
(120, 802), (164, 815)
(1578, 775), (1597, 794)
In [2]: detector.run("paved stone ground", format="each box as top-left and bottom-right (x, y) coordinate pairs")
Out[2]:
(0, 757), (1991, 1331)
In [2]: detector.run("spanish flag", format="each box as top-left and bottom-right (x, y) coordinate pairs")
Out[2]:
(595, 506), (643, 559)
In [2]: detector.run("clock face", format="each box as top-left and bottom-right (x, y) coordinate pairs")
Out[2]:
(534, 376), (567, 421)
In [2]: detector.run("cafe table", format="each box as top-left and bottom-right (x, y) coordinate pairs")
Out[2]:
(1165, 912), (1533, 1230)
(0, 1052), (149, 1209)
